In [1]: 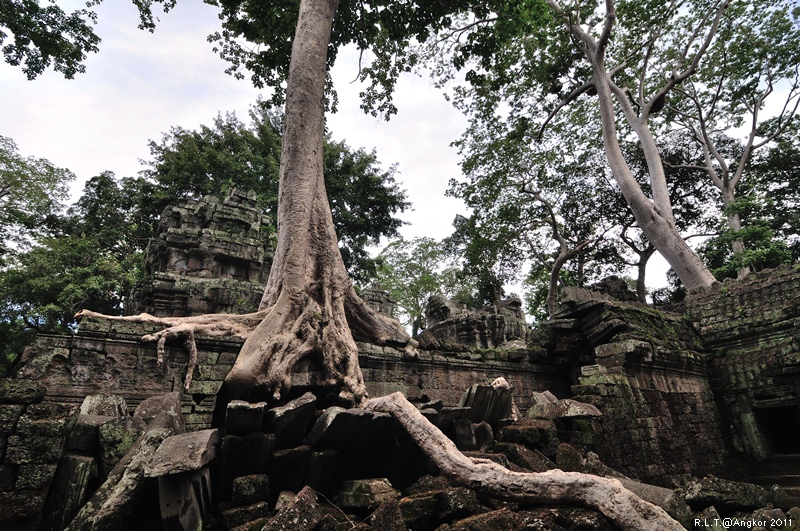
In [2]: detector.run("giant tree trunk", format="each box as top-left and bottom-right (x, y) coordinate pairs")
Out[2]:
(221, 0), (410, 406)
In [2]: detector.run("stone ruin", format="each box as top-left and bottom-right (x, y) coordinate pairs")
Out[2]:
(128, 188), (272, 317)
(3, 190), (800, 530)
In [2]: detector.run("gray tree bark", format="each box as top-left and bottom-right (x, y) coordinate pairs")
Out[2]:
(221, 0), (410, 406)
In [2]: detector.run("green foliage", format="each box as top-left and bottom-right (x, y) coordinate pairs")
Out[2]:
(140, 102), (410, 283)
(0, 170), (145, 375)
(206, 0), (501, 117)
(0, 1), (176, 79)
(0, 135), (74, 260)
(700, 196), (793, 279)
(374, 237), (468, 336)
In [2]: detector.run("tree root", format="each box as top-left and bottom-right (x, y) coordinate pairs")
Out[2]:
(365, 392), (684, 531)
(75, 309), (269, 392)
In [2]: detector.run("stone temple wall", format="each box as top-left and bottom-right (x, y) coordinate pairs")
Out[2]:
(686, 265), (800, 462)
(14, 315), (569, 433)
(545, 297), (727, 487)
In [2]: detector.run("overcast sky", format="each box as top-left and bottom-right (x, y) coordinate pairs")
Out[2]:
(0, 2), (673, 291)
(0, 2), (468, 241)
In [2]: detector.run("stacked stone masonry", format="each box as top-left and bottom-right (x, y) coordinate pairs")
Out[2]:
(128, 188), (272, 317)
(686, 265), (800, 462)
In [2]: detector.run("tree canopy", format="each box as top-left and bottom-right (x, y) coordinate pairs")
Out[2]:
(140, 102), (410, 283)
(0, 0), (176, 79)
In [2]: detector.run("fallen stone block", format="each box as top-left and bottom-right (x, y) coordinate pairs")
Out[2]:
(269, 445), (311, 496)
(490, 442), (555, 472)
(304, 407), (373, 450)
(98, 416), (146, 476)
(304, 449), (339, 495)
(145, 428), (219, 478)
(451, 418), (477, 451)
(39, 454), (99, 531)
(440, 508), (522, 530)
(226, 401), (267, 436)
(473, 421), (493, 451)
(263, 485), (322, 531)
(368, 498), (406, 531)
(220, 501), (271, 529)
(158, 471), (204, 531)
(231, 473), (270, 507)
(679, 476), (768, 513)
(80, 394), (128, 417)
(336, 478), (400, 509)
(460, 379), (514, 426)
(263, 392), (317, 449)
(399, 487), (485, 529)
(66, 414), (116, 453)
(66, 392), (184, 531)
(220, 432), (274, 501)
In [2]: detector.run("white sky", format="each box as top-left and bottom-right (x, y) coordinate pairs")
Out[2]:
(0, 1), (671, 291)
(0, 2), (468, 240)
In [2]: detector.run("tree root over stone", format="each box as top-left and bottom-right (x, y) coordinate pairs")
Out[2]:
(365, 392), (684, 531)
(75, 309), (269, 393)
(75, 290), (415, 403)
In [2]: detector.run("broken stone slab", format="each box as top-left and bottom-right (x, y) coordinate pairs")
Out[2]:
(66, 392), (185, 531)
(263, 392), (317, 449)
(144, 428), (219, 477)
(226, 400), (267, 436)
(67, 414), (116, 453)
(269, 445), (312, 496)
(220, 432), (274, 501)
(157, 469), (208, 531)
(263, 485), (322, 531)
(220, 501), (271, 530)
(451, 418), (477, 451)
(304, 449), (339, 495)
(615, 477), (690, 522)
(303, 407), (373, 450)
(231, 473), (270, 507)
(398, 487), (485, 530)
(679, 476), (769, 513)
(438, 407), (471, 431)
(473, 421), (494, 451)
(459, 377), (514, 427)
(0, 379), (46, 404)
(490, 442), (555, 472)
(367, 498), (406, 531)
(39, 454), (99, 531)
(497, 419), (559, 454)
(80, 393), (128, 417)
(336, 478), (400, 509)
(134, 393), (186, 433)
(526, 398), (602, 420)
(98, 415), (147, 476)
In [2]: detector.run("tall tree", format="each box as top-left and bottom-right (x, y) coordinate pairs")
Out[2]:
(375, 237), (466, 337)
(67, 1), (684, 523)
(0, 135), (74, 260)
